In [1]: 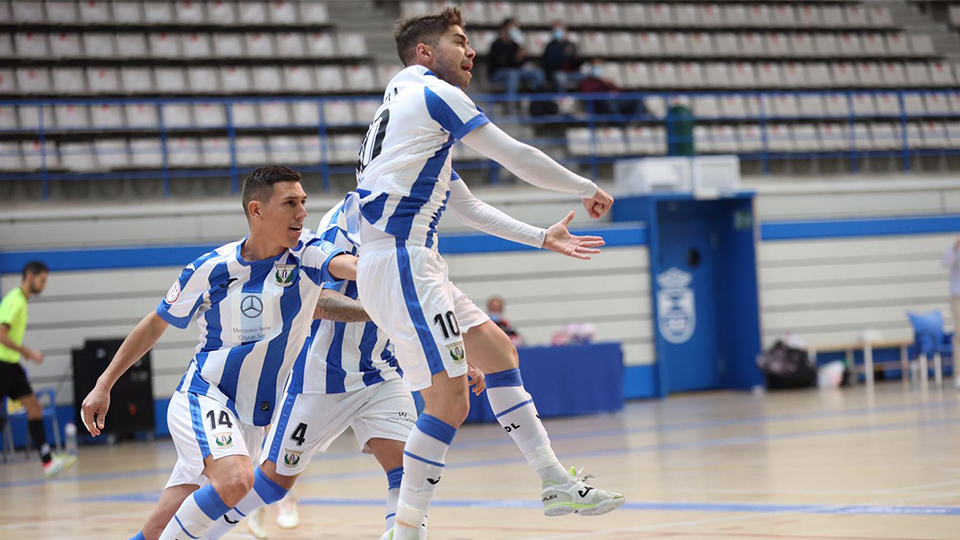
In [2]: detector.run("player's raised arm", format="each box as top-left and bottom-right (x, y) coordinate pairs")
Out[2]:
(460, 122), (614, 218)
(80, 311), (168, 437)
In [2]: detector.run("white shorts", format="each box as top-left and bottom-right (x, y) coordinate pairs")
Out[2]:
(357, 239), (489, 391)
(261, 378), (417, 476)
(165, 390), (265, 489)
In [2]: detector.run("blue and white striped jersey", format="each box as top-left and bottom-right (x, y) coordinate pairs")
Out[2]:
(355, 65), (489, 248)
(287, 200), (401, 395)
(157, 236), (344, 426)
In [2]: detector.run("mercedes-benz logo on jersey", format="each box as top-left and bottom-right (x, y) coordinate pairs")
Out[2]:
(241, 295), (263, 318)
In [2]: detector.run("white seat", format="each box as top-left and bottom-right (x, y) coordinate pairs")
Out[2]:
(793, 125), (820, 152)
(345, 65), (377, 92)
(566, 128), (592, 156)
(871, 123), (902, 150)
(880, 63), (906, 87)
(323, 100), (355, 125)
(355, 99), (380, 124)
(231, 103), (258, 128)
(0, 105), (17, 129)
(608, 32), (634, 57)
(542, 2), (568, 24)
(128, 139), (162, 168)
(821, 6), (845, 29)
(905, 123), (923, 150)
(712, 125), (738, 153)
(745, 4), (771, 27)
(486, 2), (515, 21)
(300, 134), (321, 163)
(143, 2), (173, 23)
(0, 142), (24, 171)
(714, 33), (738, 57)
(568, 3), (597, 25)
(947, 122), (960, 145)
(87, 67), (120, 94)
(95, 139), (129, 169)
(797, 5), (822, 28)
(663, 33), (687, 56)
(694, 125), (713, 153)
(857, 63), (882, 87)
(284, 66), (315, 92)
(60, 142), (98, 172)
(269, 136), (304, 165)
(721, 5), (745, 27)
(276, 33), (306, 57)
(689, 33), (713, 57)
(771, 5), (796, 27)
(838, 34), (863, 57)
(595, 127), (627, 156)
(874, 93), (900, 117)
(238, 2), (268, 24)
(595, 3), (622, 26)
(909, 35), (935, 57)
(920, 122), (950, 148)
(259, 102), (291, 127)
(650, 63), (677, 88)
(299, 1), (329, 24)
(150, 33), (182, 58)
(818, 124), (849, 151)
(729, 63), (756, 89)
(851, 123), (873, 150)
(268, 1), (298, 24)
(905, 63), (932, 87)
(78, 1), (110, 23)
(21, 140), (59, 169)
(15, 33), (49, 58)
(677, 62), (704, 87)
(756, 63), (783, 88)
(338, 33), (368, 57)
(930, 62), (956, 87)
(740, 33), (764, 57)
(124, 104), (158, 128)
(193, 103), (226, 128)
(164, 137), (202, 168)
(626, 125), (665, 155)
(736, 125), (762, 153)
(649, 3), (673, 26)
(182, 33), (211, 58)
(460, 2), (489, 25)
(675, 4), (699, 26)
(824, 94), (850, 117)
(925, 93), (952, 115)
(579, 32), (608, 57)
(174, 1), (204, 24)
(154, 67), (187, 93)
(621, 4), (646, 25)
(50, 32), (82, 58)
(886, 33), (910, 56)
(868, 6), (893, 27)
(187, 67), (219, 93)
(116, 34), (148, 58)
(120, 67), (152, 93)
(861, 34), (887, 57)
(245, 33), (276, 58)
(798, 95), (825, 117)
(634, 33), (662, 57)
(703, 63), (730, 87)
(845, 5), (869, 28)
(699, 4), (723, 27)
(377, 64), (403, 88)
(765, 124), (792, 152)
(623, 62), (651, 88)
(220, 66), (252, 93)
(948, 92), (960, 114)
(90, 104), (124, 128)
(199, 138), (230, 167)
(252, 67), (283, 92)
(331, 134), (362, 164)
(111, 2), (142, 24)
(851, 93), (877, 117)
(903, 93), (926, 116)
(52, 68), (86, 94)
(315, 66), (345, 92)
(950, 6), (960, 27)
(212, 34), (244, 58)
(771, 95), (800, 117)
(11, 2), (42, 22)
(814, 34), (838, 57)
(832, 62), (858, 87)
(692, 96), (720, 118)
(765, 33), (790, 58)
(306, 32), (337, 58)
(46, 1), (78, 23)
(401, 1), (430, 18)
(54, 104), (89, 129)
(720, 95), (748, 118)
(782, 63), (808, 88)
(205, 1), (237, 25)
(290, 102), (320, 126)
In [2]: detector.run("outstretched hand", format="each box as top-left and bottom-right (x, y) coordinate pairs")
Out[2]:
(542, 211), (605, 261)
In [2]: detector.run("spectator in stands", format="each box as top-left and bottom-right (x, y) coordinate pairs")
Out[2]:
(487, 296), (523, 347)
(488, 18), (545, 111)
(542, 21), (584, 92)
(578, 59), (646, 117)
(942, 238), (960, 375)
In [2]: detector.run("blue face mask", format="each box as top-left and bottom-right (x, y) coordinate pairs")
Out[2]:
(508, 28), (522, 43)
(592, 65), (604, 78)
(553, 28), (565, 40)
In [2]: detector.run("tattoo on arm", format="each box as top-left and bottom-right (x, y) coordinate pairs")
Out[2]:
(315, 289), (371, 323)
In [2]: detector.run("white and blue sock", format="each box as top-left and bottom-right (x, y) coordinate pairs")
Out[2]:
(486, 368), (568, 485)
(158, 484), (231, 540)
(385, 466), (403, 531)
(201, 467), (289, 540)
(395, 414), (455, 538)
(129, 532), (146, 540)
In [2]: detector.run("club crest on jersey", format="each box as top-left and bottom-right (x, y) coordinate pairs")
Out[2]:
(274, 264), (297, 287)
(213, 432), (233, 448)
(447, 342), (466, 364)
(283, 449), (302, 467)
(165, 280), (181, 304)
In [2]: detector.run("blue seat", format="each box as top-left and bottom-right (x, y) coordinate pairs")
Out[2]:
(1, 388), (61, 463)
(907, 310), (952, 387)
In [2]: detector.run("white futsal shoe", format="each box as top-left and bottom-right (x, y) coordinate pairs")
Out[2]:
(541, 466), (625, 517)
(276, 493), (299, 529)
(379, 525), (426, 540)
(245, 507), (268, 539)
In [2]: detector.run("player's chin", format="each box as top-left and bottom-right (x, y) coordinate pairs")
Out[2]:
(285, 227), (303, 245)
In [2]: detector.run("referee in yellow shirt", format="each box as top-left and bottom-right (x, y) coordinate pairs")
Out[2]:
(0, 261), (74, 477)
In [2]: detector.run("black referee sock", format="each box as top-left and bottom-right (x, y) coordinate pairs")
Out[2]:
(28, 419), (52, 464)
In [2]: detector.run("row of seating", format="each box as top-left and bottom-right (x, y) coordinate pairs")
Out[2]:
(565, 122), (960, 156)
(949, 4), (960, 27)
(0, 1), (329, 26)
(6, 31), (368, 59)
(471, 30), (935, 60)
(404, 2), (893, 29)
(0, 134), (362, 172)
(1, 64), (400, 94)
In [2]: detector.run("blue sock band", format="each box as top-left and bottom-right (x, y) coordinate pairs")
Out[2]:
(193, 484), (231, 520)
(253, 467), (289, 505)
(486, 368), (523, 388)
(386, 466), (403, 490)
(129, 532), (146, 540)
(416, 414), (457, 445)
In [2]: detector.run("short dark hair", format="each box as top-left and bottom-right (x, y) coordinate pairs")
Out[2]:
(500, 18), (516, 30)
(22, 260), (48, 280)
(394, 7), (465, 66)
(241, 165), (302, 217)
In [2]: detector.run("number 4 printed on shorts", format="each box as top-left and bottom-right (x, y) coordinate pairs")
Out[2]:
(291, 423), (307, 446)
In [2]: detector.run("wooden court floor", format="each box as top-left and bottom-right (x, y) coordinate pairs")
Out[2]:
(2, 382), (960, 540)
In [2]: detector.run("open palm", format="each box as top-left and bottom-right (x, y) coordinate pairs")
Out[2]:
(543, 211), (605, 260)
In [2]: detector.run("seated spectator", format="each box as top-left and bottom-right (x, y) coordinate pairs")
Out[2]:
(542, 21), (584, 92)
(487, 296), (523, 347)
(577, 59), (647, 117)
(488, 18), (545, 111)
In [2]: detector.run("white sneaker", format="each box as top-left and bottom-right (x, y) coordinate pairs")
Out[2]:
(541, 466), (625, 517)
(276, 494), (299, 529)
(43, 453), (76, 478)
(246, 507), (268, 539)
(379, 527), (394, 540)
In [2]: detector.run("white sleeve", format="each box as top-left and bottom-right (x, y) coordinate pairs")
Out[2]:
(447, 173), (546, 248)
(460, 122), (598, 198)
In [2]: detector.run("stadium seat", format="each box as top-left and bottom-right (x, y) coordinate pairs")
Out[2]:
(182, 33), (212, 58)
(461, 2), (490, 25)
(16, 68), (51, 94)
(143, 2), (173, 23)
(798, 95), (825, 117)
(331, 134), (362, 164)
(905, 123), (923, 149)
(150, 33), (182, 58)
(356, 97), (383, 121)
(487, 1), (515, 21)
(698, 3), (722, 27)
(290, 102), (320, 127)
(650, 63), (677, 88)
(112, 2), (143, 24)
(520, 30), (548, 56)
(220, 66), (252, 93)
(205, 1), (237, 25)
(470, 30), (496, 54)
(886, 33), (910, 56)
(566, 127), (592, 156)
(129, 139), (162, 168)
(187, 67), (219, 94)
(252, 67), (284, 92)
(905, 62), (932, 87)
(22, 140), (59, 170)
(766, 33), (790, 58)
(765, 124), (792, 152)
(740, 33), (763, 57)
(0, 142), (24, 171)
(154, 67), (187, 93)
(714, 33), (738, 57)
(694, 126), (713, 153)
(797, 5), (821, 27)
(608, 32), (634, 56)
(54, 104), (89, 129)
(260, 102), (291, 127)
(245, 33), (276, 58)
(345, 65), (377, 92)
(930, 62), (956, 87)
(729, 63), (756, 89)
(824, 94), (850, 117)
(60, 142), (98, 172)
(793, 125), (820, 152)
(323, 100), (355, 125)
(703, 63), (730, 87)
(871, 123), (902, 150)
(781, 63), (808, 87)
(284, 66), (315, 92)
(238, 2), (268, 24)
(276, 33), (306, 57)
(193, 103), (227, 128)
(745, 4), (771, 28)
(231, 103), (259, 128)
(621, 3), (645, 25)
(756, 63), (783, 87)
(838, 34), (863, 56)
(634, 33), (662, 57)
(948, 92), (960, 114)
(300, 1), (329, 24)
(903, 93), (927, 116)
(595, 3), (622, 26)
(691, 96), (719, 118)
(868, 5), (893, 27)
(875, 93), (900, 117)
(857, 63), (882, 87)
(623, 62), (650, 88)
(852, 93), (877, 117)
(315, 66), (345, 92)
(920, 122), (950, 148)
(649, 3), (672, 26)
(167, 137), (203, 168)
(173, 1), (204, 24)
(950, 6), (960, 27)
(52, 68), (86, 94)
(845, 5), (869, 28)
(674, 4), (698, 26)
(720, 95), (748, 118)
(720, 4), (745, 27)
(15, 33), (49, 58)
(338, 33), (368, 57)
(120, 68), (153, 94)
(306, 32), (337, 57)
(909, 35), (935, 57)
(87, 67), (121, 94)
(95, 139), (130, 170)
(880, 62), (906, 87)
(595, 127), (627, 156)
(712, 125), (738, 153)
(91, 104), (124, 128)
(771, 4), (796, 27)
(11, 2), (42, 22)
(818, 123), (849, 151)
(806, 63), (832, 88)
(50, 32), (82, 58)
(677, 63), (703, 87)
(579, 32), (608, 56)
(832, 62), (858, 87)
(212, 34), (244, 58)
(47, 1), (79, 23)
(268, 1), (298, 24)
(663, 33), (687, 56)
(925, 93), (951, 116)
(861, 33), (887, 57)
(946, 122), (960, 146)
(297, 134), (320, 164)
(401, 2), (431, 19)
(269, 136), (304, 165)
(623, 125), (661, 155)
(200, 138), (231, 167)
(736, 125), (762, 153)
(162, 104), (193, 128)
(568, 3), (597, 25)
(851, 124), (873, 150)
(78, 1), (111, 23)
(0, 105), (17, 130)
(689, 33), (713, 57)
(813, 34), (838, 57)
(116, 34), (149, 58)
(821, 6), (845, 29)
(771, 95), (799, 117)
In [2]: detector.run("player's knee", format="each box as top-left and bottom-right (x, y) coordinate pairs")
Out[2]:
(217, 465), (255, 505)
(446, 391), (470, 426)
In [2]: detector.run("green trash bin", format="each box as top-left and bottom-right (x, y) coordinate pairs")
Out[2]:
(666, 104), (695, 156)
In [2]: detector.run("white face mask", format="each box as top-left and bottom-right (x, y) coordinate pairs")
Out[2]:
(508, 27), (522, 43)
(553, 28), (565, 40)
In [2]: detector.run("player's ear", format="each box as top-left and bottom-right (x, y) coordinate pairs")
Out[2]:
(416, 42), (432, 61)
(248, 200), (261, 220)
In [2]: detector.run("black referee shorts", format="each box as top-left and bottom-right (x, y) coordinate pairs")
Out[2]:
(0, 361), (34, 401)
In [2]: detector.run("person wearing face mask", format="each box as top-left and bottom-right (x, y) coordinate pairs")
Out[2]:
(543, 21), (584, 92)
(488, 18), (545, 112)
(578, 58), (646, 117)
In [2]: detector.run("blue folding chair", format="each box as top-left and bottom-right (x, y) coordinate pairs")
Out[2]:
(907, 310), (950, 387)
(1, 388), (61, 462)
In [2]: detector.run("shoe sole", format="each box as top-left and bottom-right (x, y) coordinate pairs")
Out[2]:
(543, 497), (625, 517)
